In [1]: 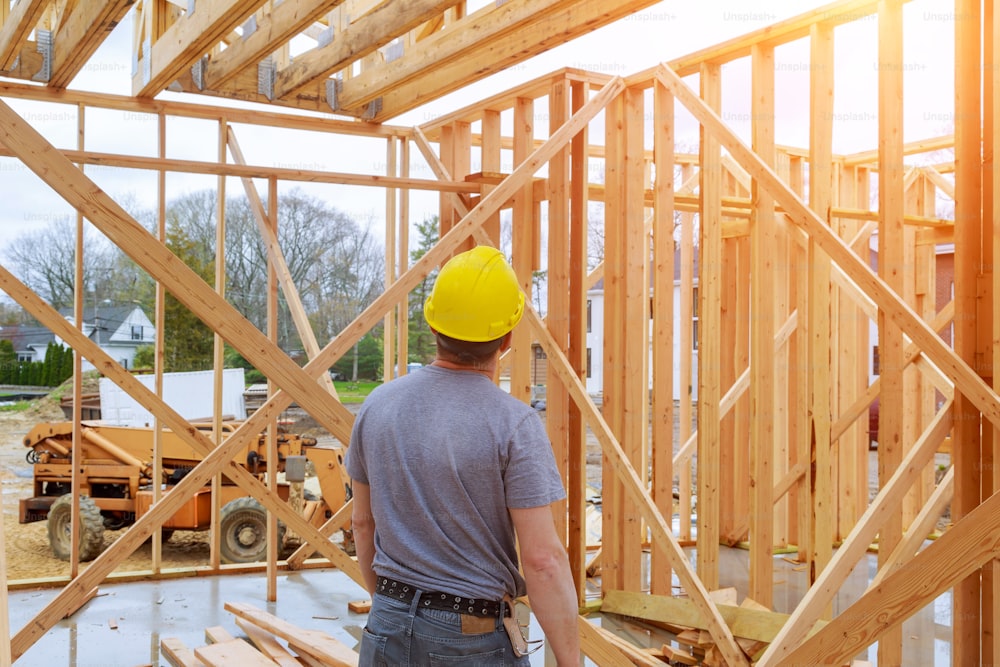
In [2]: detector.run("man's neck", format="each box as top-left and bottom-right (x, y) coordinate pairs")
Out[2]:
(430, 356), (497, 380)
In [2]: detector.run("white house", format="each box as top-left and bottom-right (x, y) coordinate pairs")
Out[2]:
(585, 268), (699, 401)
(55, 304), (156, 371)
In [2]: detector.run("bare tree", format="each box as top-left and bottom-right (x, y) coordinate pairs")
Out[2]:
(4, 218), (115, 310)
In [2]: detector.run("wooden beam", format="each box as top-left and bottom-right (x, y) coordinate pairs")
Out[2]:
(0, 270), (363, 659)
(601, 590), (825, 645)
(0, 80), (410, 137)
(333, 0), (577, 111)
(869, 466), (954, 589)
(348, 0), (657, 121)
(749, 42), (776, 608)
(952, 0), (985, 663)
(875, 4), (906, 664)
(225, 603), (358, 666)
(0, 0), (46, 70)
(650, 78), (675, 597)
(807, 20), (835, 598)
(234, 617), (303, 667)
(48, 0), (136, 88)
(0, 144), (477, 193)
(653, 63), (1000, 445)
(133, 0), (268, 97)
(757, 400), (952, 665)
(226, 128), (340, 400)
(525, 307), (748, 666)
(621, 0), (910, 80)
(273, 0), (457, 102)
(200, 0), (346, 91)
(161, 637), (207, 667)
(576, 614), (640, 666)
(697, 61), (722, 591)
(778, 468), (1000, 666)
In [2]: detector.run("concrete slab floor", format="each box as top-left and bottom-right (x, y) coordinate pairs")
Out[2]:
(7, 546), (952, 666)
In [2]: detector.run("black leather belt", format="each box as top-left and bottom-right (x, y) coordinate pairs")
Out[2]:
(375, 576), (510, 618)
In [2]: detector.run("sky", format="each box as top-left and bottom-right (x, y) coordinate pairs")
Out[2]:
(0, 0), (957, 256)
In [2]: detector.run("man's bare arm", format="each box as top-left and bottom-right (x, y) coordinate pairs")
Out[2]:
(510, 505), (581, 666)
(350, 481), (378, 595)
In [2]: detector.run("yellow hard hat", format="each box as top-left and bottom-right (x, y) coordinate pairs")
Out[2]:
(424, 246), (525, 342)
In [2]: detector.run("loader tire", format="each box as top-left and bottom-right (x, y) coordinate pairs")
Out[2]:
(219, 497), (285, 564)
(48, 494), (105, 562)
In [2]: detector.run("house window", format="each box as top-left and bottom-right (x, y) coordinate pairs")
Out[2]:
(131, 325), (143, 340)
(586, 300), (592, 333)
(17, 354), (31, 362)
(586, 348), (592, 378)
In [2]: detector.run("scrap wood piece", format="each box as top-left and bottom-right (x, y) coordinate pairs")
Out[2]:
(602, 590), (826, 644)
(204, 626), (236, 644)
(235, 617), (302, 667)
(293, 651), (326, 667)
(673, 629), (705, 648)
(195, 638), (279, 666)
(707, 587), (738, 606)
(662, 644), (699, 665)
(347, 600), (371, 614)
(225, 602), (358, 666)
(577, 616), (639, 666)
(739, 597), (771, 613)
(586, 622), (664, 667)
(161, 637), (207, 667)
(736, 636), (769, 661)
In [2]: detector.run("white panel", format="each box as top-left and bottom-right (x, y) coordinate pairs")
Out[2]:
(98, 369), (246, 426)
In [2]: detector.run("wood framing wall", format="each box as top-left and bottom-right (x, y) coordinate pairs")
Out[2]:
(1, 0), (1000, 664)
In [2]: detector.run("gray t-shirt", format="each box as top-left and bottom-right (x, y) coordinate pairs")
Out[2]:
(345, 364), (565, 601)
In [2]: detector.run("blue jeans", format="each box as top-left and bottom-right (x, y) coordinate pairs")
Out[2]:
(359, 591), (531, 666)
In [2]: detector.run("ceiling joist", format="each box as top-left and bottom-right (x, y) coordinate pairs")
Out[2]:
(0, 0), (48, 71)
(333, 0), (584, 113)
(364, 0), (658, 122)
(198, 0), (347, 91)
(273, 0), (461, 102)
(132, 0), (267, 97)
(48, 0), (137, 88)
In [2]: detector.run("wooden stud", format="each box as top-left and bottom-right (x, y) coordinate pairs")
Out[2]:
(808, 21), (834, 600)
(650, 78), (675, 597)
(567, 79), (590, 603)
(697, 61), (722, 591)
(602, 85), (626, 593)
(954, 0), (985, 662)
(511, 96), (534, 404)
(749, 42), (776, 608)
(546, 78), (571, 546)
(621, 83), (649, 593)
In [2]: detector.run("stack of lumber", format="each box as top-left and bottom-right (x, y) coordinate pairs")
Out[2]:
(600, 588), (870, 667)
(160, 602), (359, 667)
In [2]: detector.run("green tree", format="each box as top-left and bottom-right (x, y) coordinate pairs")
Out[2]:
(163, 220), (215, 371)
(133, 344), (155, 371)
(60, 345), (75, 381)
(41, 342), (61, 385)
(0, 340), (15, 384)
(223, 344), (265, 385)
(331, 332), (382, 381)
(407, 216), (439, 364)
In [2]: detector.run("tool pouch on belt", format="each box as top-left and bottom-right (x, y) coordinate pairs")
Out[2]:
(502, 596), (529, 657)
